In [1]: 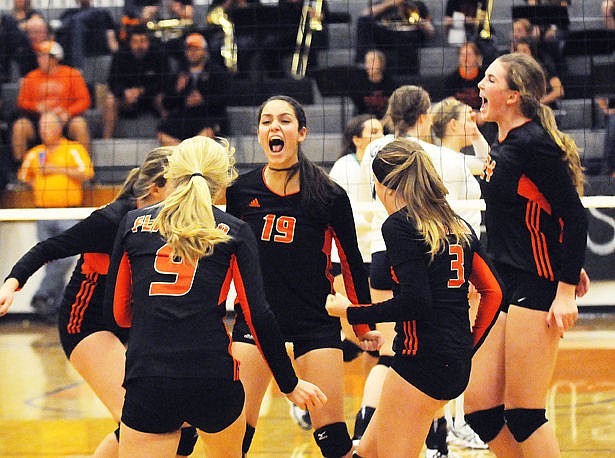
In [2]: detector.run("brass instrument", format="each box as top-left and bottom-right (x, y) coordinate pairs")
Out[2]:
(401, 2), (421, 26)
(382, 1), (421, 31)
(291, 0), (324, 80)
(146, 18), (193, 41)
(478, 0), (494, 39)
(206, 7), (238, 73)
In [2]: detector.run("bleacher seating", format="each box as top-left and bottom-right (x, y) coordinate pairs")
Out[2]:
(1, 0), (613, 190)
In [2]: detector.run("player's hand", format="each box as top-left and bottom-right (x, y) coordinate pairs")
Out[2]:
(546, 283), (578, 337)
(358, 330), (383, 352)
(0, 278), (19, 317)
(285, 379), (327, 411)
(575, 268), (590, 298)
(325, 293), (350, 318)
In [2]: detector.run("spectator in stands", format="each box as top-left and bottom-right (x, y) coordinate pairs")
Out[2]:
(349, 49), (396, 121)
(0, 12), (47, 82)
(12, 40), (91, 163)
(17, 111), (94, 322)
(103, 25), (170, 139)
(444, 0), (481, 45)
(444, 41), (484, 112)
(55, 0), (119, 70)
(511, 17), (563, 72)
(121, 0), (195, 68)
(514, 38), (564, 111)
(355, 0), (435, 74)
(597, 98), (615, 177)
(526, 0), (570, 73)
(207, 0), (261, 78)
(443, 42), (498, 144)
(158, 33), (229, 145)
(260, 0), (329, 79)
(603, 0), (615, 30)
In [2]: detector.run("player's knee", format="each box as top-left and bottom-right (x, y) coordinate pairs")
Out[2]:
(504, 408), (547, 442)
(313, 422), (352, 457)
(177, 426), (198, 456)
(242, 423), (256, 454)
(465, 405), (505, 443)
(377, 355), (393, 367)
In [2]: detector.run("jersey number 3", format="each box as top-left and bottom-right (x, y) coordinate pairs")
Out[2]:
(261, 214), (296, 243)
(448, 244), (465, 288)
(149, 244), (198, 296)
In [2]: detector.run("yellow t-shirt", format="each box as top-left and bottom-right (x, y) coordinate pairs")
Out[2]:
(18, 139), (94, 208)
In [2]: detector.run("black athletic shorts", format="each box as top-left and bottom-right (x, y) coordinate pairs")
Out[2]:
(58, 300), (129, 358)
(121, 377), (244, 434)
(370, 251), (393, 291)
(391, 354), (471, 401)
(232, 318), (342, 359)
(495, 262), (558, 313)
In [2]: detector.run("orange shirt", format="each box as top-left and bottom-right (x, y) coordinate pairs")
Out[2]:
(18, 139), (94, 208)
(17, 65), (91, 116)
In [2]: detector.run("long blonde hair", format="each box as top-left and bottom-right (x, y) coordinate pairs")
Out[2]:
(498, 53), (584, 195)
(373, 138), (470, 260)
(154, 137), (238, 263)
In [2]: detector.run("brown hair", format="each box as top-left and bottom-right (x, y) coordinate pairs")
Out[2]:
(373, 138), (470, 259)
(385, 85), (431, 137)
(498, 53), (584, 195)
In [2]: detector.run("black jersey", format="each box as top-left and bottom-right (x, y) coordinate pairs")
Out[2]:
(105, 204), (298, 393)
(479, 121), (587, 285)
(6, 198), (135, 334)
(347, 210), (502, 360)
(225, 167), (372, 341)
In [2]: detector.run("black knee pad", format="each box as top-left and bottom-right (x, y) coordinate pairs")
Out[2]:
(465, 405), (505, 443)
(177, 426), (198, 456)
(504, 408), (547, 443)
(377, 355), (393, 367)
(242, 423), (256, 454)
(313, 422), (352, 457)
(353, 406), (375, 441)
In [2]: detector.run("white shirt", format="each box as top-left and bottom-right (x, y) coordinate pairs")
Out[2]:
(329, 153), (372, 262)
(359, 134), (482, 254)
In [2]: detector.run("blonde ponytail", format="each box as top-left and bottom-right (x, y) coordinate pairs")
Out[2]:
(154, 137), (237, 263)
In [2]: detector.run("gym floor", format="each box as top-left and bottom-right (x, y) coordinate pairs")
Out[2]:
(0, 309), (614, 457)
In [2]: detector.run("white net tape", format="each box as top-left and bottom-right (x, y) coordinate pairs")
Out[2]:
(0, 195), (613, 222)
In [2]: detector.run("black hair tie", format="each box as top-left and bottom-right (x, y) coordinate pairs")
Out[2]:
(191, 173), (204, 178)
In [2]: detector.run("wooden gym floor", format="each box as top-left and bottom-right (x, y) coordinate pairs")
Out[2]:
(0, 312), (614, 457)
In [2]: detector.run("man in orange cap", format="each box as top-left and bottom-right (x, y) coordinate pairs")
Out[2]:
(11, 40), (91, 162)
(157, 32), (229, 145)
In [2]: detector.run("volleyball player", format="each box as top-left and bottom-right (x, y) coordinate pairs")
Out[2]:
(353, 85), (483, 457)
(0, 147), (202, 456)
(105, 136), (326, 458)
(463, 53), (590, 458)
(225, 95), (382, 458)
(430, 96), (491, 451)
(326, 138), (502, 458)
